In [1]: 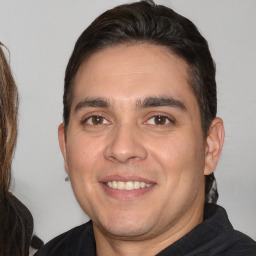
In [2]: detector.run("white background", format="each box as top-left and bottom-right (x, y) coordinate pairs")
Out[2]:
(0, 0), (255, 243)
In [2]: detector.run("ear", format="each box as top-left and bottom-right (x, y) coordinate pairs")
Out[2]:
(204, 117), (225, 175)
(58, 123), (69, 176)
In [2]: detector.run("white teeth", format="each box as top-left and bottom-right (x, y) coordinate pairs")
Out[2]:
(134, 181), (140, 189)
(106, 181), (152, 190)
(125, 181), (134, 190)
(117, 181), (125, 189)
(112, 181), (117, 189)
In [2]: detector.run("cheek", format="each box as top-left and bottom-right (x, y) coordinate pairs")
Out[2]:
(149, 132), (205, 184)
(172, 135), (205, 197)
(65, 136), (104, 213)
(66, 134), (104, 178)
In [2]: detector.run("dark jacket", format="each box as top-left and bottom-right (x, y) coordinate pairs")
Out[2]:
(35, 204), (256, 256)
(0, 192), (33, 256)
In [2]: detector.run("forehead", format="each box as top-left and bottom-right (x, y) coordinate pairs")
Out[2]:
(72, 43), (197, 109)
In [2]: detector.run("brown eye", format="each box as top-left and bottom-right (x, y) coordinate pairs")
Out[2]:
(154, 116), (168, 125)
(85, 115), (109, 125)
(91, 116), (104, 125)
(147, 115), (172, 126)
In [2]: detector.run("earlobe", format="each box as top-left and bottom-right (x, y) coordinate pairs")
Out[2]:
(204, 117), (225, 175)
(58, 123), (69, 175)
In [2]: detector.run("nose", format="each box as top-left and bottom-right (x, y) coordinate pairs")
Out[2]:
(104, 124), (147, 164)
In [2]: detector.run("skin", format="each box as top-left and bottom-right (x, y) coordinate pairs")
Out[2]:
(58, 44), (224, 256)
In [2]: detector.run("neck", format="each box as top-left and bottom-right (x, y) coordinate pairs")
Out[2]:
(93, 202), (204, 256)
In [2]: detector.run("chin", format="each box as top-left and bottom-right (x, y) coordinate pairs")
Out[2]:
(94, 214), (154, 239)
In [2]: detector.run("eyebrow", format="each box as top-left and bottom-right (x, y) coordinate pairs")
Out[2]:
(74, 96), (187, 113)
(74, 98), (110, 112)
(137, 96), (187, 111)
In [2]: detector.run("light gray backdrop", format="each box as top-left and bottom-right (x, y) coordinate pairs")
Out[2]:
(0, 0), (255, 243)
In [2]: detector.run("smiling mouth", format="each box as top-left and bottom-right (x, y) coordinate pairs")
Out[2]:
(106, 181), (152, 190)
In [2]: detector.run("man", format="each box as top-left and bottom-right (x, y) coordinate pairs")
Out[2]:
(36, 0), (256, 255)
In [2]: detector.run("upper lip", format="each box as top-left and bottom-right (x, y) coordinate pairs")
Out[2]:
(100, 175), (155, 184)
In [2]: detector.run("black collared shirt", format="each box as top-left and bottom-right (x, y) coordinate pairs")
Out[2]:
(35, 204), (256, 256)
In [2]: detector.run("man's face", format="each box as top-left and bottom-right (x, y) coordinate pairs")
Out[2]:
(59, 44), (209, 240)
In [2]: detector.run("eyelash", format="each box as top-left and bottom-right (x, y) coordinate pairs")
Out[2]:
(81, 115), (111, 126)
(145, 115), (175, 126)
(81, 113), (175, 127)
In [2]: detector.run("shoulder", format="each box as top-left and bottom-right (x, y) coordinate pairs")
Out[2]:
(222, 230), (256, 256)
(0, 193), (33, 255)
(202, 204), (256, 256)
(5, 192), (33, 229)
(34, 220), (95, 256)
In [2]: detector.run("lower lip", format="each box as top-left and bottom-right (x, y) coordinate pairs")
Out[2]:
(100, 183), (155, 200)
